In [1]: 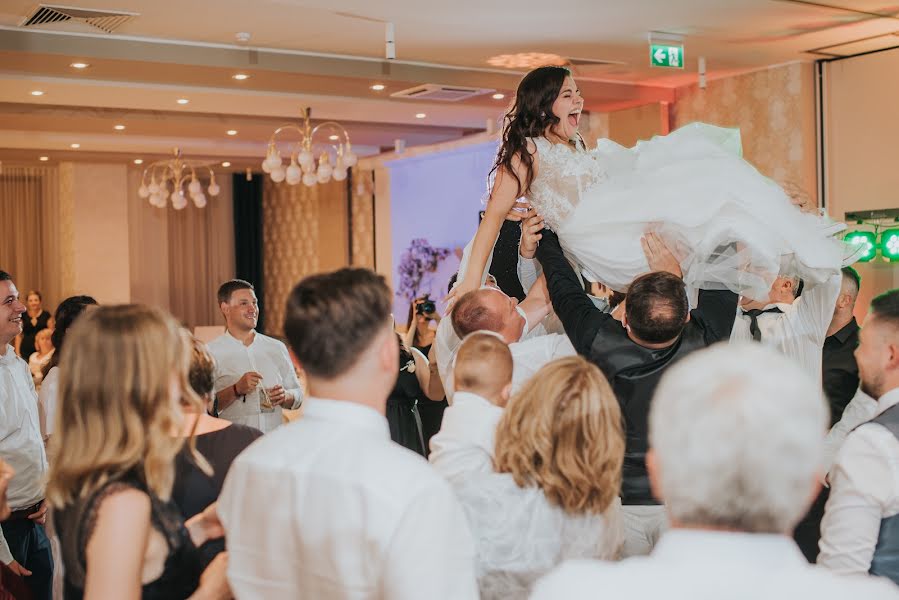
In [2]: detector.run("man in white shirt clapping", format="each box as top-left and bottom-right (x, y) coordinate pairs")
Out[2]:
(207, 279), (303, 433)
(218, 268), (478, 600)
(430, 332), (512, 484)
(532, 342), (898, 599)
(819, 289), (899, 585)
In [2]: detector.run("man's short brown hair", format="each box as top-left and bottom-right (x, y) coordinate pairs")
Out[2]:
(217, 279), (254, 304)
(451, 289), (504, 338)
(284, 268), (391, 378)
(454, 332), (513, 398)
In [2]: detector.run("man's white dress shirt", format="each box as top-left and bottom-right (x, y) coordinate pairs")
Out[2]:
(0, 346), (48, 564)
(730, 273), (841, 380)
(532, 529), (899, 600)
(819, 387), (899, 575)
(207, 330), (302, 433)
(823, 388), (878, 474)
(429, 391), (503, 484)
(218, 397), (478, 600)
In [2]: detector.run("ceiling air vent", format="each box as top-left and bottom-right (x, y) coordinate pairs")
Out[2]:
(391, 84), (493, 102)
(21, 4), (139, 34)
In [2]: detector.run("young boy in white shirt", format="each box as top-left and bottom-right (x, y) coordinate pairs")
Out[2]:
(429, 332), (513, 484)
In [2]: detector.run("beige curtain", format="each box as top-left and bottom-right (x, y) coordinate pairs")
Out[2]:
(263, 177), (347, 337)
(127, 169), (235, 329)
(350, 169), (376, 269)
(0, 166), (64, 309)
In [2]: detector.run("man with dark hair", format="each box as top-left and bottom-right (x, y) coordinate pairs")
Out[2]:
(0, 270), (54, 600)
(207, 278), (302, 433)
(819, 288), (899, 583)
(823, 266), (862, 424)
(536, 229), (738, 558)
(218, 268), (477, 599)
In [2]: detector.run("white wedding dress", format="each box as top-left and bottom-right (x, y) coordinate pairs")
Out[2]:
(453, 471), (623, 600)
(526, 122), (848, 299)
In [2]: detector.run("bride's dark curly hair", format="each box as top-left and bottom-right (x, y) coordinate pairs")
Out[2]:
(489, 65), (574, 198)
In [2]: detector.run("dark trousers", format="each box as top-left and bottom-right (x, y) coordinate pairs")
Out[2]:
(793, 487), (830, 563)
(1, 519), (53, 600)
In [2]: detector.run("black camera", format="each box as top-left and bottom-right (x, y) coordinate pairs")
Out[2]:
(416, 297), (436, 316)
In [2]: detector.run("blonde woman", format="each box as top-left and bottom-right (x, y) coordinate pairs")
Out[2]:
(47, 305), (230, 600)
(452, 356), (624, 599)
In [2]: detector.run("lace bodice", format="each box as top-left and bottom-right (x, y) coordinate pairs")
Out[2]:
(527, 136), (607, 230)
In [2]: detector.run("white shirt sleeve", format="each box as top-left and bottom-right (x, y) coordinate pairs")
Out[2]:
(0, 529), (12, 565)
(819, 425), (897, 574)
(275, 342), (304, 409)
(517, 256), (541, 294)
(382, 483), (478, 600)
(793, 273), (842, 345)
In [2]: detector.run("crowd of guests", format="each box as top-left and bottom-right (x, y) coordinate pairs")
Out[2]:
(1, 212), (899, 599)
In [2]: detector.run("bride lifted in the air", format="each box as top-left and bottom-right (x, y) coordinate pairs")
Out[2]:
(450, 65), (850, 304)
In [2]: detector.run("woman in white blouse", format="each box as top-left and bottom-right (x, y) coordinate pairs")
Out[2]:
(451, 356), (625, 599)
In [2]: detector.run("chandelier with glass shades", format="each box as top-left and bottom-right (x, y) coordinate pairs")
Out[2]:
(137, 148), (220, 209)
(261, 107), (357, 186)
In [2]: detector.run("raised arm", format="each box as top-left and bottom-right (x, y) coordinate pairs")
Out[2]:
(449, 150), (533, 303)
(535, 229), (606, 355)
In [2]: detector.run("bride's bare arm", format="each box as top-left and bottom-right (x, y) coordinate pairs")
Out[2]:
(450, 152), (534, 303)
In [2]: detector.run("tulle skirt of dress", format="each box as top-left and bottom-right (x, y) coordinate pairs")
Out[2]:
(557, 122), (846, 299)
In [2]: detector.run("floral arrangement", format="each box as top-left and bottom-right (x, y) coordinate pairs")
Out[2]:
(396, 238), (451, 299)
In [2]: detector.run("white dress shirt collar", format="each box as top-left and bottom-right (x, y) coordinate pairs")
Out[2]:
(0, 344), (16, 364)
(653, 529), (807, 568)
(874, 387), (899, 418)
(451, 391), (497, 410)
(302, 397), (390, 439)
(224, 328), (256, 347)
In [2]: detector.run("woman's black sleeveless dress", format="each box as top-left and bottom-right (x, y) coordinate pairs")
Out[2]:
(55, 471), (204, 599)
(386, 347), (426, 456)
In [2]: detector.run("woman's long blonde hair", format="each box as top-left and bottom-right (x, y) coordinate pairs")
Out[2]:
(47, 304), (204, 507)
(494, 356), (624, 514)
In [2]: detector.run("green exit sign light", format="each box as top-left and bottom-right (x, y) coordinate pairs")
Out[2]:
(650, 44), (684, 69)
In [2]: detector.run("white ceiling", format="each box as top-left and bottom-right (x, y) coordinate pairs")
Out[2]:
(0, 0), (897, 164)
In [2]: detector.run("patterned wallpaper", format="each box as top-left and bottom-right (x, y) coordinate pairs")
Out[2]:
(350, 168), (376, 269)
(672, 61), (818, 204)
(262, 179), (321, 337)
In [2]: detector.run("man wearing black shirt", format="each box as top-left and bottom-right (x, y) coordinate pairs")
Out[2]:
(823, 267), (861, 426)
(535, 229), (738, 557)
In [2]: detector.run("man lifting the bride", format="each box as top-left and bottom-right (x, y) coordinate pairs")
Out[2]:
(436, 65), (858, 559)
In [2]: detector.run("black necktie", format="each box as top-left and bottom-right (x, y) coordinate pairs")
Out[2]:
(742, 307), (783, 342)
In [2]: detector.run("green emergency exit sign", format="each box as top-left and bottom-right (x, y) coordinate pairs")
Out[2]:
(650, 44), (684, 68)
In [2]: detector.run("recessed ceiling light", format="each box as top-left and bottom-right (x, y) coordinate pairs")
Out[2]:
(221, 161), (231, 167)
(328, 134), (339, 141)
(177, 98), (189, 105)
(39, 156), (49, 162)
(370, 84), (386, 91)
(232, 73), (250, 80)
(31, 90), (44, 96)
(226, 130), (238, 136)
(70, 143), (80, 149)
(492, 93), (505, 100)
(133, 159), (143, 165)
(415, 113), (426, 119)
(70, 62), (90, 69)
(114, 124), (126, 131)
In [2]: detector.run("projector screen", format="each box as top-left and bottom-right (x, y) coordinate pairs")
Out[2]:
(823, 46), (899, 306)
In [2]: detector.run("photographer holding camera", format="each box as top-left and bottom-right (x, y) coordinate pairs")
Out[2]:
(405, 296), (440, 355)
